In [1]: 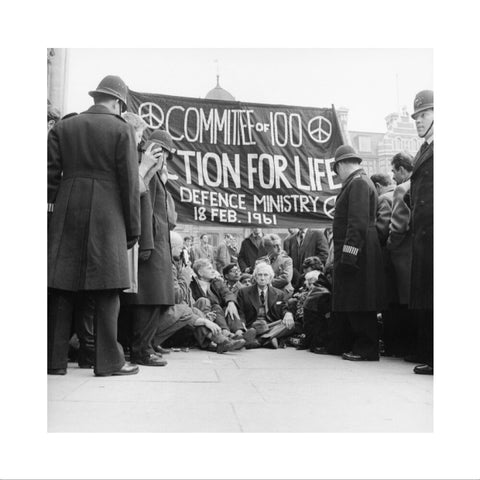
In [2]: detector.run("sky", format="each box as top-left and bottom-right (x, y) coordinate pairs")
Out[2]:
(65, 48), (433, 133)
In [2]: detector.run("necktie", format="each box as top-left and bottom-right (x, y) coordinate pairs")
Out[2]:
(260, 290), (265, 305)
(298, 232), (305, 245)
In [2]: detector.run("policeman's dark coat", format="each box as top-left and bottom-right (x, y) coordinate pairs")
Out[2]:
(48, 105), (140, 291)
(125, 173), (175, 306)
(332, 169), (385, 312)
(409, 141), (433, 310)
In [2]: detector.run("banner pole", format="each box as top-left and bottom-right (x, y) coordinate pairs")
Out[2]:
(332, 103), (347, 145)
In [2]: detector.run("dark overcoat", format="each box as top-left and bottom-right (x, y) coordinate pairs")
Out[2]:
(124, 173), (175, 306)
(332, 169), (385, 312)
(387, 180), (412, 305)
(285, 229), (329, 272)
(409, 141), (433, 310)
(238, 235), (267, 272)
(48, 105), (140, 291)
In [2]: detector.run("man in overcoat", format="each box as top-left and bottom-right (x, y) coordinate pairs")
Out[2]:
(48, 75), (140, 376)
(330, 145), (385, 361)
(122, 129), (176, 366)
(238, 228), (267, 273)
(386, 152), (417, 358)
(284, 228), (329, 274)
(409, 90), (434, 375)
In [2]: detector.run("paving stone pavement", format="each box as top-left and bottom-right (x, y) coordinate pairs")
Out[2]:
(48, 348), (433, 432)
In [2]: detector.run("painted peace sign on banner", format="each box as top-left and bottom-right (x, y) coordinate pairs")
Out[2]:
(138, 102), (164, 129)
(308, 115), (332, 144)
(323, 195), (337, 219)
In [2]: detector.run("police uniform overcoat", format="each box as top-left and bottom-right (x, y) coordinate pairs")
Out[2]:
(48, 105), (140, 291)
(409, 141), (433, 310)
(332, 169), (385, 312)
(125, 173), (175, 306)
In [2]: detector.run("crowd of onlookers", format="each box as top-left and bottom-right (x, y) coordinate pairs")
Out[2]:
(47, 76), (433, 377)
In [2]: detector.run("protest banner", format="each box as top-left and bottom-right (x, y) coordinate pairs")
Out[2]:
(128, 90), (345, 227)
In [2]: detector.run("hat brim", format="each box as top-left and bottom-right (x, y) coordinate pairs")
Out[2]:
(88, 89), (127, 107)
(411, 105), (434, 119)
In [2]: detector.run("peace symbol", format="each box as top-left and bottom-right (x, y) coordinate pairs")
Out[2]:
(323, 195), (337, 219)
(308, 116), (332, 144)
(138, 102), (164, 129)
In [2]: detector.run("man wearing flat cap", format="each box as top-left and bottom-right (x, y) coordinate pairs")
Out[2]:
(409, 90), (434, 375)
(48, 75), (140, 376)
(330, 145), (385, 361)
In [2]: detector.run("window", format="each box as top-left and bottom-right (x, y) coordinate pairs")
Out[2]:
(358, 136), (372, 152)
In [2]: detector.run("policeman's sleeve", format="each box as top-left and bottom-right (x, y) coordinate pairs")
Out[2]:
(47, 126), (62, 208)
(342, 179), (370, 267)
(138, 186), (154, 251)
(115, 125), (141, 238)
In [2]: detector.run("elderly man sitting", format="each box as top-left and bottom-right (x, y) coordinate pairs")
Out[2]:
(237, 262), (295, 349)
(258, 233), (294, 299)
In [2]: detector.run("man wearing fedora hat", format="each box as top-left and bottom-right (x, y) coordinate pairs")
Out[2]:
(48, 75), (141, 377)
(329, 145), (385, 361)
(409, 90), (434, 375)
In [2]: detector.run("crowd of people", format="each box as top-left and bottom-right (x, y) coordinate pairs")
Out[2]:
(47, 75), (433, 377)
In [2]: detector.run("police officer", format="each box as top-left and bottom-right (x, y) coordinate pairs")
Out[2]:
(330, 145), (385, 361)
(48, 75), (141, 376)
(409, 90), (434, 375)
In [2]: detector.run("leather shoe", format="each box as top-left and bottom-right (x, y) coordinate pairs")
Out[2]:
(311, 346), (328, 355)
(413, 364), (433, 375)
(132, 354), (167, 366)
(48, 368), (66, 375)
(153, 345), (171, 355)
(242, 328), (257, 344)
(342, 351), (379, 361)
(216, 338), (246, 354)
(245, 340), (261, 349)
(95, 363), (140, 376)
(263, 338), (278, 349)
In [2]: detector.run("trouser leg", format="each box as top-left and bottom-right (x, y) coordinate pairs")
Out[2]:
(131, 305), (167, 361)
(117, 304), (134, 353)
(349, 311), (379, 360)
(304, 309), (329, 349)
(327, 312), (353, 355)
(91, 290), (125, 375)
(153, 306), (192, 347)
(261, 322), (294, 340)
(417, 309), (434, 366)
(75, 292), (95, 367)
(48, 288), (76, 370)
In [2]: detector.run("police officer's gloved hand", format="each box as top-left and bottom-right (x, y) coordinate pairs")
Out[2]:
(139, 249), (152, 261)
(126, 236), (139, 249)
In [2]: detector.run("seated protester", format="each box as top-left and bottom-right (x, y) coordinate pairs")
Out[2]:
(297, 271), (332, 354)
(294, 256), (324, 292)
(287, 270), (322, 346)
(237, 262), (295, 349)
(223, 263), (243, 296)
(153, 232), (245, 354)
(257, 233), (294, 299)
(239, 273), (252, 287)
(190, 258), (245, 338)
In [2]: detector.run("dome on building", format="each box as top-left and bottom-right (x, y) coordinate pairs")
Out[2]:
(205, 75), (235, 101)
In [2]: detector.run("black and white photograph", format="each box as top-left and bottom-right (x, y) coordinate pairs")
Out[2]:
(2, 1), (480, 479)
(46, 47), (434, 434)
